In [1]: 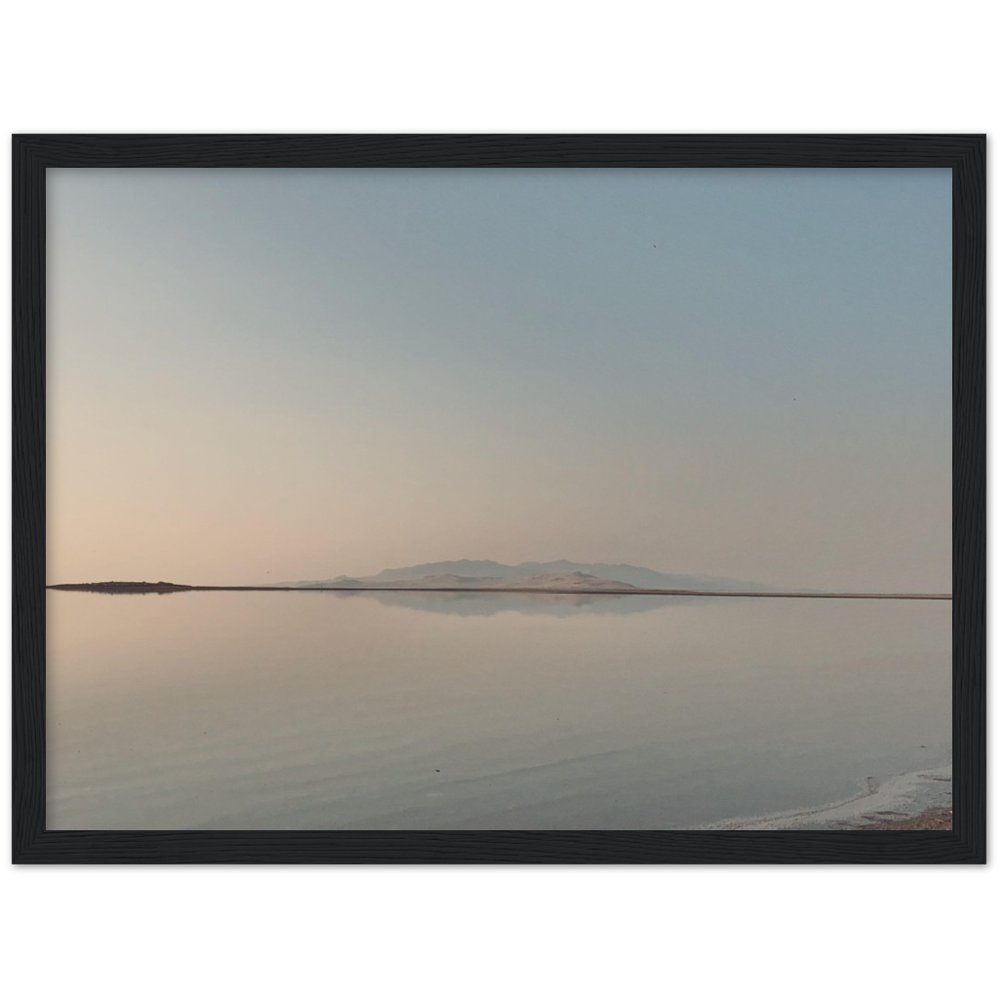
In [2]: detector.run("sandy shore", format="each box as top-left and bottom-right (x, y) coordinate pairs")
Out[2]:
(853, 807), (952, 830)
(703, 764), (952, 831)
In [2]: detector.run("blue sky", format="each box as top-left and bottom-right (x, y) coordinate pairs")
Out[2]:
(48, 168), (951, 589)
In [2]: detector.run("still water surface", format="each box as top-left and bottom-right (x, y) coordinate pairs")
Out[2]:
(47, 591), (950, 829)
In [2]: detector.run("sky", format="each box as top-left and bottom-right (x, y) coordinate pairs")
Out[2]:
(47, 168), (951, 590)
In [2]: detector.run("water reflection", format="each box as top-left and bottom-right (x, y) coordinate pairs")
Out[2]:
(77, 590), (184, 597)
(46, 590), (951, 830)
(318, 589), (695, 617)
(75, 588), (700, 615)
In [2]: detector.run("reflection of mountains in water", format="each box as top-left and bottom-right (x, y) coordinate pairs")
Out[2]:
(319, 589), (698, 617)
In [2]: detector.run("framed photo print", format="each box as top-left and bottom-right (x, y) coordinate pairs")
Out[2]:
(12, 134), (985, 863)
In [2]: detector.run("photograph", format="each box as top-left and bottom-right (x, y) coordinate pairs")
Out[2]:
(40, 159), (956, 836)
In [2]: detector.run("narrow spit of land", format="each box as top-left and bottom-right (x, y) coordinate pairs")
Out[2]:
(47, 582), (953, 600)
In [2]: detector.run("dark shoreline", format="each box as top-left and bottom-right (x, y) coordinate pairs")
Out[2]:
(853, 807), (953, 831)
(47, 583), (952, 600)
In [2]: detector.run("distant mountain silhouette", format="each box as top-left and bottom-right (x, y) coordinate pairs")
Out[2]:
(299, 571), (638, 591)
(283, 560), (772, 592)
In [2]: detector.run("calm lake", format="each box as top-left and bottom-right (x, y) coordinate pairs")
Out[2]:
(46, 591), (951, 830)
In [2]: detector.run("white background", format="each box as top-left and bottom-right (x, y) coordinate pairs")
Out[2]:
(0, 0), (997, 123)
(3, 868), (996, 1000)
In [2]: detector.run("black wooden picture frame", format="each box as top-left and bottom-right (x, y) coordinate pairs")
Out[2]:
(12, 134), (985, 863)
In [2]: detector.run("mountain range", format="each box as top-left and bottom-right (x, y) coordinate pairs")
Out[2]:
(283, 560), (771, 592)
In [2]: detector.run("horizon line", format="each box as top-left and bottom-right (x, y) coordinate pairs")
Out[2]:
(46, 583), (953, 600)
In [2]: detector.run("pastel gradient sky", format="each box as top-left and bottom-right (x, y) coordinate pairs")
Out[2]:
(48, 168), (951, 589)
